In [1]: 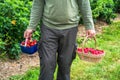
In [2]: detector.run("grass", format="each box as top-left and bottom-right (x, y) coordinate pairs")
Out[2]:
(9, 22), (120, 80)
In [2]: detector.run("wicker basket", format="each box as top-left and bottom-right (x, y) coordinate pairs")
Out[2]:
(77, 36), (105, 63)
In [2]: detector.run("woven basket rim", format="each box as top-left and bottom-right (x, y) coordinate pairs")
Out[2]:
(79, 56), (102, 63)
(77, 51), (105, 58)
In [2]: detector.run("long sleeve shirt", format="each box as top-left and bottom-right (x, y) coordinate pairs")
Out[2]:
(27, 0), (95, 30)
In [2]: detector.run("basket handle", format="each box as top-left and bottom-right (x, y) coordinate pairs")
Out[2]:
(25, 38), (28, 47)
(24, 38), (32, 47)
(82, 36), (97, 53)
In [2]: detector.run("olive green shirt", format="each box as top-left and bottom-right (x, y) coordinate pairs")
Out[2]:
(27, 0), (95, 30)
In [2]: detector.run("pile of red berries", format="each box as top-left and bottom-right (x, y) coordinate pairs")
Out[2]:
(21, 39), (37, 47)
(77, 48), (104, 55)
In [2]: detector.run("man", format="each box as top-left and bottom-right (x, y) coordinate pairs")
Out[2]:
(24, 0), (96, 80)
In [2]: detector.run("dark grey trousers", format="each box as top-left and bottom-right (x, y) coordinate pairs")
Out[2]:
(38, 24), (78, 80)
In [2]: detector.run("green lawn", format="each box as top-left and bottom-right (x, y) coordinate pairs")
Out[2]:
(9, 22), (120, 80)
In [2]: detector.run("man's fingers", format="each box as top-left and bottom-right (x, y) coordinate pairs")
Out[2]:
(24, 31), (27, 38)
(24, 31), (29, 39)
(86, 30), (96, 38)
(24, 29), (33, 39)
(26, 32), (30, 39)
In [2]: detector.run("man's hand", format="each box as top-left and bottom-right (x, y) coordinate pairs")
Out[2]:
(24, 29), (34, 39)
(86, 30), (96, 38)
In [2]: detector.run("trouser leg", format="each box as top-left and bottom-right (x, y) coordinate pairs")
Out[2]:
(57, 27), (78, 80)
(38, 25), (59, 80)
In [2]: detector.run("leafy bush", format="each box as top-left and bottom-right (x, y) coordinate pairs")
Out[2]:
(0, 39), (6, 58)
(90, 0), (116, 23)
(0, 0), (32, 59)
(113, 0), (120, 13)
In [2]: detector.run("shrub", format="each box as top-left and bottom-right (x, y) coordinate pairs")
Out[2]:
(113, 0), (120, 13)
(90, 0), (116, 23)
(0, 0), (32, 59)
(0, 39), (6, 58)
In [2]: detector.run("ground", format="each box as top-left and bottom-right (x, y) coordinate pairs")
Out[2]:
(0, 14), (120, 80)
(0, 53), (40, 80)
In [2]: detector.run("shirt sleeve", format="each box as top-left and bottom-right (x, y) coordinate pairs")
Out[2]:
(27, 0), (45, 30)
(77, 0), (95, 30)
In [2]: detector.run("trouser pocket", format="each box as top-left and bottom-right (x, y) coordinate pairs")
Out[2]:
(72, 43), (77, 60)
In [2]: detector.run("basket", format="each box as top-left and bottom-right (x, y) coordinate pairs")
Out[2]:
(77, 36), (105, 63)
(20, 43), (37, 54)
(20, 39), (38, 54)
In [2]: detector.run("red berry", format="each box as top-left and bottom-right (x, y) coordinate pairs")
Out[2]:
(84, 48), (89, 53)
(77, 48), (82, 53)
(21, 41), (25, 45)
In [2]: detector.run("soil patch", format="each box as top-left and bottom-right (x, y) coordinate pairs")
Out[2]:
(0, 53), (39, 80)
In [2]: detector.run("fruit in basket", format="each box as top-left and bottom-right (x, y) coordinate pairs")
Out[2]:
(77, 48), (104, 55)
(21, 39), (37, 47)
